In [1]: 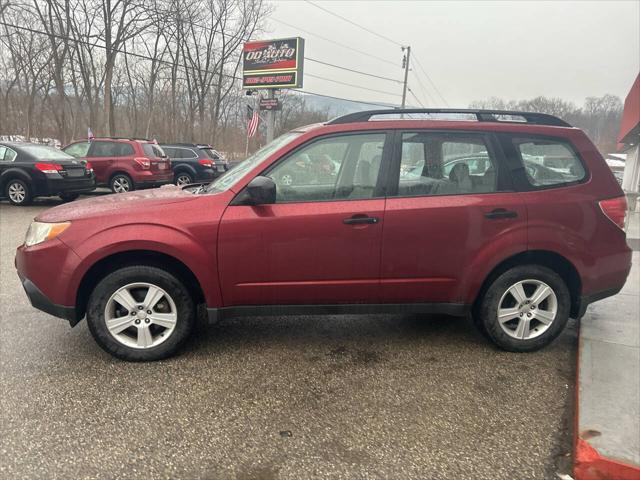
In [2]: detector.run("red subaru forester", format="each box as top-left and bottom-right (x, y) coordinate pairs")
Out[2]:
(16, 109), (632, 361)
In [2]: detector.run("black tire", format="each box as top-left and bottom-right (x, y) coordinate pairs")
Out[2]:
(174, 172), (194, 186)
(478, 265), (570, 352)
(86, 265), (195, 361)
(60, 192), (80, 202)
(110, 173), (134, 193)
(5, 178), (32, 206)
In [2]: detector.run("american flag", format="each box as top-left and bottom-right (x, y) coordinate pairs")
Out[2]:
(247, 105), (259, 138)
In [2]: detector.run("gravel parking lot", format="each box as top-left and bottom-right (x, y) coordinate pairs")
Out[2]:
(0, 195), (576, 479)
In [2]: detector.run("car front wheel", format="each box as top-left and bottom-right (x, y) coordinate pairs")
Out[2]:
(86, 266), (195, 361)
(477, 265), (570, 352)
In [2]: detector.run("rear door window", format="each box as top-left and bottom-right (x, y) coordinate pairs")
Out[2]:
(90, 141), (119, 157)
(394, 132), (500, 197)
(511, 137), (586, 187)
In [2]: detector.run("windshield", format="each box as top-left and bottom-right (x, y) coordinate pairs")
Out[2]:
(205, 132), (302, 193)
(21, 145), (74, 161)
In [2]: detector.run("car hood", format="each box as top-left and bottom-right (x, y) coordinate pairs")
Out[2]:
(37, 185), (197, 222)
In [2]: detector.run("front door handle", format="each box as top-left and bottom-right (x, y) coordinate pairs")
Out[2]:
(484, 208), (518, 220)
(343, 215), (379, 225)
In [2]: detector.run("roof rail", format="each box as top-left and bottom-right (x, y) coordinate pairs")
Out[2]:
(327, 108), (572, 127)
(93, 136), (151, 141)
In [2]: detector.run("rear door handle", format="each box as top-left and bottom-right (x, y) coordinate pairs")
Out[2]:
(343, 215), (379, 225)
(484, 208), (518, 220)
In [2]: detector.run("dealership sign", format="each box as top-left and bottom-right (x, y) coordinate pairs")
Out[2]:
(259, 98), (281, 111)
(242, 37), (304, 89)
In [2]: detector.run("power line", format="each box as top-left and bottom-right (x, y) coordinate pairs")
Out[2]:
(305, 57), (402, 84)
(0, 21), (402, 112)
(412, 54), (449, 106)
(269, 17), (398, 67)
(297, 89), (398, 108)
(0, 21), (243, 83)
(407, 87), (425, 108)
(306, 73), (400, 97)
(410, 69), (436, 106)
(302, 0), (405, 48)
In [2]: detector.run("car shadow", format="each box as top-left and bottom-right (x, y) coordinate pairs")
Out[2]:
(184, 313), (488, 358)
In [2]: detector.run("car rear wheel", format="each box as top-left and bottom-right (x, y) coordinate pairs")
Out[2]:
(175, 172), (193, 186)
(477, 265), (570, 352)
(60, 193), (80, 202)
(110, 174), (133, 193)
(86, 265), (195, 361)
(5, 179), (32, 206)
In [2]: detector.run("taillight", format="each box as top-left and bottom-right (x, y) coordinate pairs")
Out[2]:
(85, 161), (93, 170)
(599, 196), (627, 230)
(198, 159), (213, 167)
(35, 163), (63, 174)
(134, 157), (150, 169)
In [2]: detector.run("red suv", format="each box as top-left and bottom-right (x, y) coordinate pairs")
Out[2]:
(16, 109), (632, 361)
(62, 138), (172, 192)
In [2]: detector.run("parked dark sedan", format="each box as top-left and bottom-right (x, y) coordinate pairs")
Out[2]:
(0, 142), (95, 205)
(160, 143), (229, 186)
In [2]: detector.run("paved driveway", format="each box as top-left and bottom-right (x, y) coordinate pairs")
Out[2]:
(0, 197), (576, 479)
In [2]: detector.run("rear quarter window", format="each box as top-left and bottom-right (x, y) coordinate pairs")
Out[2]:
(142, 144), (166, 158)
(512, 137), (586, 188)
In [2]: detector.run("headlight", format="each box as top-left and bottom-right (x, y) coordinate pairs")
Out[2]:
(24, 221), (70, 247)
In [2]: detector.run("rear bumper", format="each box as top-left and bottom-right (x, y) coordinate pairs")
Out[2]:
(18, 274), (78, 324)
(575, 281), (629, 320)
(135, 171), (173, 188)
(35, 175), (96, 196)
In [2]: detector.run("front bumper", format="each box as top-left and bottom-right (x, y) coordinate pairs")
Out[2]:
(15, 240), (82, 326)
(19, 274), (79, 324)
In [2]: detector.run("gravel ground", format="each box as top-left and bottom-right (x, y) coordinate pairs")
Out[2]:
(0, 196), (576, 479)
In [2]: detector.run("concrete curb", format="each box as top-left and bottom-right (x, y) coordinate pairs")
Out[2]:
(573, 213), (640, 479)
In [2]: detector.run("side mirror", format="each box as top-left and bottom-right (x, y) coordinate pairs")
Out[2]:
(234, 175), (276, 205)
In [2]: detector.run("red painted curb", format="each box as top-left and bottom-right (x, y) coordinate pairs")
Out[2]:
(574, 438), (640, 480)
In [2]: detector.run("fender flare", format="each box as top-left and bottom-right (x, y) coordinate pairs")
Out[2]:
(0, 168), (33, 191)
(68, 223), (221, 308)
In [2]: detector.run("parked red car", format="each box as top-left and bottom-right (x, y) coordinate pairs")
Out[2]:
(62, 137), (172, 193)
(16, 109), (632, 361)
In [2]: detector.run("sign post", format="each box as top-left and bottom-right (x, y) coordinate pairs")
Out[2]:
(242, 37), (305, 144)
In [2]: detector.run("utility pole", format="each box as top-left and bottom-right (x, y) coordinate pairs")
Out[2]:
(401, 45), (411, 109)
(266, 89), (275, 143)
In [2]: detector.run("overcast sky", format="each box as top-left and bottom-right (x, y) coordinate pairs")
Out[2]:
(265, 0), (640, 107)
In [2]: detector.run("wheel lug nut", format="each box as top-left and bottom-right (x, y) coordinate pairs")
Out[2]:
(138, 306), (143, 310)
(147, 310), (152, 314)
(520, 313), (524, 317)
(131, 311), (136, 316)
(530, 305), (535, 309)
(135, 319), (141, 324)
(527, 313), (532, 317)
(145, 319), (150, 324)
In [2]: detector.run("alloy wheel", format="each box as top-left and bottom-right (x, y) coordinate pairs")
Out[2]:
(497, 279), (558, 340)
(104, 282), (178, 349)
(176, 174), (192, 186)
(113, 177), (131, 193)
(8, 182), (26, 203)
